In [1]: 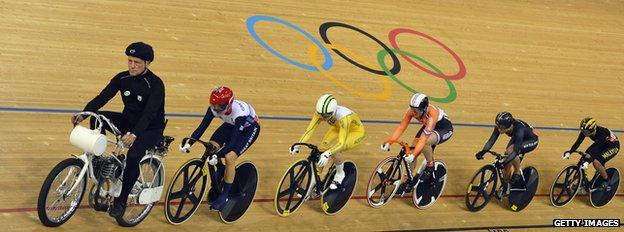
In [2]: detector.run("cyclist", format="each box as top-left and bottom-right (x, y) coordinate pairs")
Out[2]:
(381, 93), (453, 188)
(71, 42), (165, 218)
(563, 117), (619, 189)
(290, 94), (365, 190)
(475, 112), (538, 196)
(179, 86), (260, 211)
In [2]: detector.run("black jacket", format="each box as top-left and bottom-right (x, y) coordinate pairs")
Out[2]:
(84, 69), (165, 135)
(570, 126), (619, 151)
(482, 119), (538, 155)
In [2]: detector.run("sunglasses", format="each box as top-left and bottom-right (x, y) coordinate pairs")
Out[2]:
(212, 103), (229, 112)
(410, 107), (425, 114)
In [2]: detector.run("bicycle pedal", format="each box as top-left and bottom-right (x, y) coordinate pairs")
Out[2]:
(578, 188), (587, 195)
(494, 188), (506, 201)
(396, 183), (408, 197)
(399, 191), (407, 197)
(93, 203), (109, 212)
(393, 179), (402, 187)
(309, 191), (320, 200)
(300, 193), (311, 202)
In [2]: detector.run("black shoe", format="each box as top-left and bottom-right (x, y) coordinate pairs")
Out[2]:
(109, 201), (126, 218)
(419, 166), (434, 183)
(210, 193), (229, 211)
(598, 177), (611, 192)
(510, 174), (526, 192)
(329, 180), (342, 190)
(207, 187), (219, 205)
(93, 201), (109, 212)
(396, 182), (408, 196)
(397, 179), (415, 196)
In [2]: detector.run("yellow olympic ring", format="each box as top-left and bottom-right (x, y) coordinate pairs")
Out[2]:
(308, 44), (393, 100)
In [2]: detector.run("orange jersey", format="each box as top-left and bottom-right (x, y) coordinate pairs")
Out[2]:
(386, 105), (447, 156)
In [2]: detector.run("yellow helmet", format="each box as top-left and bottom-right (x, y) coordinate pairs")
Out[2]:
(579, 117), (597, 134)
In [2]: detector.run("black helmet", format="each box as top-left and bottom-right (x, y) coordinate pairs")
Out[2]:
(495, 112), (514, 129)
(125, 42), (154, 62)
(579, 117), (597, 134)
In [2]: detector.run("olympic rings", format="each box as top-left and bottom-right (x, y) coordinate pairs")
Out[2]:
(309, 43), (393, 100)
(388, 28), (466, 81)
(319, 22), (401, 76)
(378, 49), (457, 103)
(246, 15), (467, 103)
(246, 15), (333, 71)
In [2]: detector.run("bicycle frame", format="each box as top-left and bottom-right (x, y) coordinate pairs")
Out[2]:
(65, 112), (129, 198)
(386, 141), (419, 185)
(291, 143), (335, 196)
(483, 150), (511, 191)
(568, 151), (595, 192)
(183, 138), (222, 193)
(396, 142), (419, 183)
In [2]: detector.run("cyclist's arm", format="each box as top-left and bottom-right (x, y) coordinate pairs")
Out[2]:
(298, 113), (321, 143)
(570, 132), (585, 151)
(482, 128), (500, 151)
(84, 75), (121, 112)
(386, 109), (413, 143)
(189, 107), (215, 145)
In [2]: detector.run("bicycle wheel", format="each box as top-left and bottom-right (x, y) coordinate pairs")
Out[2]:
(549, 165), (581, 207)
(164, 158), (208, 224)
(590, 167), (620, 208)
(465, 164), (498, 212)
(37, 158), (87, 227)
(116, 156), (164, 227)
(413, 160), (447, 209)
(509, 166), (539, 212)
(366, 156), (402, 208)
(219, 161), (258, 223)
(321, 161), (357, 215)
(275, 159), (312, 217)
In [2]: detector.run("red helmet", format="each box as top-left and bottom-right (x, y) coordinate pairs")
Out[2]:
(210, 86), (234, 112)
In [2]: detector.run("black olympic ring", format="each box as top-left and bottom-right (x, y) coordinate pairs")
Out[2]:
(319, 22), (401, 76)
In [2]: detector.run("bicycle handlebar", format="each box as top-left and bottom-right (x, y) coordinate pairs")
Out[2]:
(484, 150), (503, 158)
(291, 143), (320, 153)
(387, 140), (412, 155)
(182, 137), (216, 155)
(569, 150), (588, 156)
(73, 111), (123, 136)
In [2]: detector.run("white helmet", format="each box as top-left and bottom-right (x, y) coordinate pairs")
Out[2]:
(409, 93), (429, 113)
(316, 94), (337, 115)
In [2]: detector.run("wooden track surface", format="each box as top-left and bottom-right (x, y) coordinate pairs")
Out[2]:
(0, 0), (623, 231)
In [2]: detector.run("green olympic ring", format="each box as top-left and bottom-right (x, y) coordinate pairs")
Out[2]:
(378, 49), (457, 103)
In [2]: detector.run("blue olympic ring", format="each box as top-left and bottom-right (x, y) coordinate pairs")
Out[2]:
(246, 15), (333, 72)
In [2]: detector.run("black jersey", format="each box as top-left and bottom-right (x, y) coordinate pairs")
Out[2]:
(482, 119), (538, 155)
(570, 126), (619, 151)
(84, 69), (165, 135)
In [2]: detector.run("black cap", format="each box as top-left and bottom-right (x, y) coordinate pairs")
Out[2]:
(125, 42), (154, 62)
